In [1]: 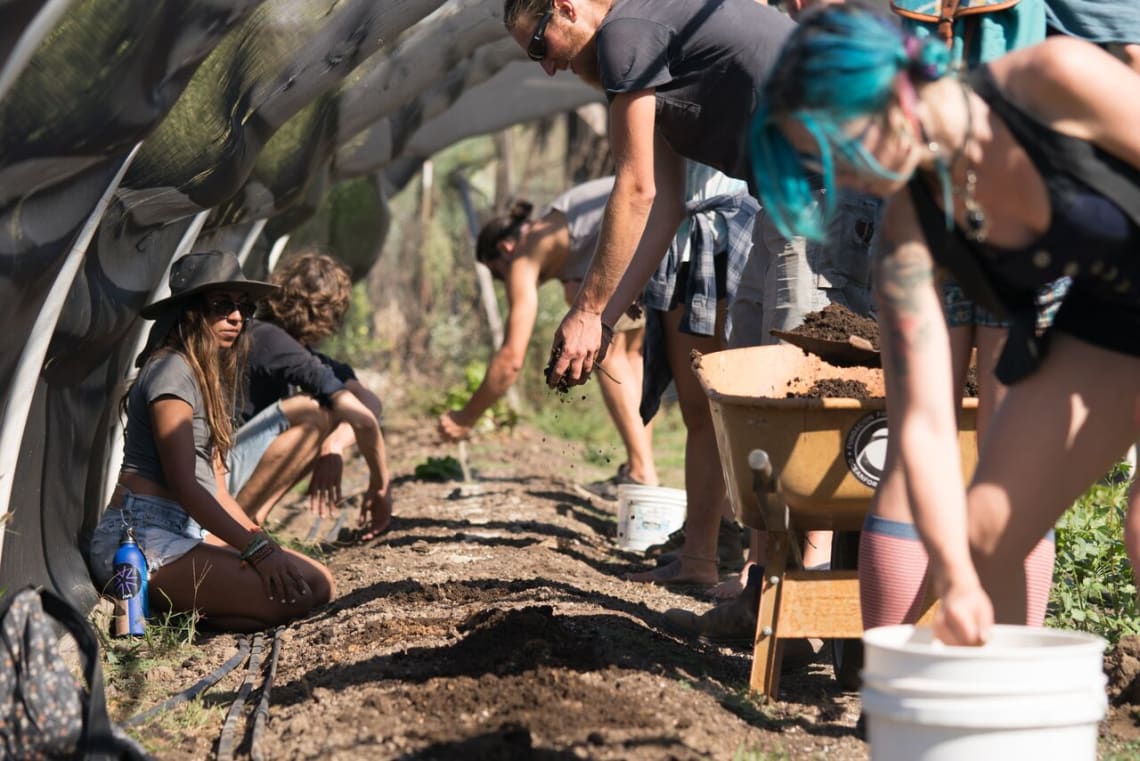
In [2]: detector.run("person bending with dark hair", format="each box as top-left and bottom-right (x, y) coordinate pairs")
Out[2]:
(440, 178), (659, 495)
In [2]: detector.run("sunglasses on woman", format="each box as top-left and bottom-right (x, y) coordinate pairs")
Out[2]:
(527, 6), (554, 62)
(206, 297), (257, 321)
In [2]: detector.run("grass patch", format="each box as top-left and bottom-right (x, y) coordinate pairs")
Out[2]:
(731, 745), (791, 761)
(1100, 736), (1140, 761)
(153, 696), (225, 733)
(268, 526), (329, 563)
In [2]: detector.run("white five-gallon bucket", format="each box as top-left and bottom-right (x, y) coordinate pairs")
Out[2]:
(615, 484), (686, 551)
(861, 625), (1107, 761)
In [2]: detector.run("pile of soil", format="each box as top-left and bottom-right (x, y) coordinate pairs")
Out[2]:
(787, 304), (981, 399)
(789, 379), (876, 400)
(99, 414), (1140, 759)
(789, 304), (880, 350)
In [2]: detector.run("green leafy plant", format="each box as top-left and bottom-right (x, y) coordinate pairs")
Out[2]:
(414, 456), (464, 482)
(1048, 464), (1140, 644)
(429, 360), (518, 432)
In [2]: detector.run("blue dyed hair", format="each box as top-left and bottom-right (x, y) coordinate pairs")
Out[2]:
(750, 5), (951, 241)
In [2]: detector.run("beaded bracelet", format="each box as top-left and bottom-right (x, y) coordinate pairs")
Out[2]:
(239, 533), (268, 562)
(245, 542), (277, 567)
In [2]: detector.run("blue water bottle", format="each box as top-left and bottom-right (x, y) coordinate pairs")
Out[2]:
(111, 527), (149, 637)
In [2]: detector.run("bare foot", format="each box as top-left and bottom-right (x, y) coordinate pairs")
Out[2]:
(626, 556), (718, 586)
(705, 561), (755, 599)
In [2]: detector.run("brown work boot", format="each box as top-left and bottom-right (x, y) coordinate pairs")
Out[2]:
(656, 517), (744, 569)
(646, 523), (686, 560)
(717, 517), (747, 571)
(662, 566), (762, 645)
(578, 464), (648, 502)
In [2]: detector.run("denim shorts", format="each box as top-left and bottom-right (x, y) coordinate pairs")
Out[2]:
(88, 490), (205, 591)
(226, 401), (290, 496)
(942, 280), (1007, 329)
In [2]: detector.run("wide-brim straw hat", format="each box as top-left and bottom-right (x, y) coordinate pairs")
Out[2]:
(141, 250), (278, 319)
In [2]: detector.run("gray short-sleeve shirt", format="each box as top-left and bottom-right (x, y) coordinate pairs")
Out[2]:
(596, 0), (795, 181)
(120, 351), (218, 495)
(545, 176), (615, 282)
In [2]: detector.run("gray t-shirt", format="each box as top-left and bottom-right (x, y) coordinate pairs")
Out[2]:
(546, 175), (615, 282)
(1046, 0), (1140, 44)
(120, 351), (217, 495)
(596, 0), (795, 182)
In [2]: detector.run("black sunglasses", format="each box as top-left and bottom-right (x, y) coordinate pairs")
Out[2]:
(206, 297), (256, 321)
(527, 7), (554, 62)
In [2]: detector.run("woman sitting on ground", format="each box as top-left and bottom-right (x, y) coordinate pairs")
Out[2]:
(88, 250), (335, 632)
(750, 4), (1140, 644)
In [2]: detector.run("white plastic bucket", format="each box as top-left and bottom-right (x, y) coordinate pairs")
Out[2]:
(615, 484), (686, 551)
(861, 625), (1107, 761)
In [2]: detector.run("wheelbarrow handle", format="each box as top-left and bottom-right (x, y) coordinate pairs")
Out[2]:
(748, 449), (793, 535)
(749, 449), (775, 495)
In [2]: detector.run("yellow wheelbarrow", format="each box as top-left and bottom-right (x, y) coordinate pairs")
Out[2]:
(694, 344), (979, 699)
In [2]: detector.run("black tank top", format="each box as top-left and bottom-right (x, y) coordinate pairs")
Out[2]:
(908, 65), (1140, 382)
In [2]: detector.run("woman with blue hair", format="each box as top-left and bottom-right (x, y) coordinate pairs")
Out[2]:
(856, 0), (1058, 639)
(751, 4), (1140, 645)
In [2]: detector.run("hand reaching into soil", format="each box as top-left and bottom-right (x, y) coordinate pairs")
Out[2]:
(438, 410), (473, 442)
(358, 480), (393, 542)
(307, 452), (344, 518)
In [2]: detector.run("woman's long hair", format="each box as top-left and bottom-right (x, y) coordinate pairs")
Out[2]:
(125, 295), (248, 461)
(261, 251), (353, 346)
(750, 4), (950, 240)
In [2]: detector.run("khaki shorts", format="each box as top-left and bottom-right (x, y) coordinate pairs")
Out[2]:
(728, 192), (880, 349)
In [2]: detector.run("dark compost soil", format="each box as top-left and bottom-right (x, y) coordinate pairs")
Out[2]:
(101, 413), (1138, 759)
(789, 304), (880, 350)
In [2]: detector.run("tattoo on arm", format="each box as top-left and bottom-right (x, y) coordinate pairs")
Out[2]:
(873, 236), (937, 384)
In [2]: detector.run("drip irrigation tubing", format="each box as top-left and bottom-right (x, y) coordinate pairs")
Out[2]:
(216, 631), (266, 760)
(122, 634), (250, 728)
(249, 626), (284, 761)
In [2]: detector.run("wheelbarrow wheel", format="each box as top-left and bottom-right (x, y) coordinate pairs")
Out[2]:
(829, 530), (863, 691)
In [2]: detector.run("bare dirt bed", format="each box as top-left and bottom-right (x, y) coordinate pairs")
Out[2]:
(105, 416), (1140, 759)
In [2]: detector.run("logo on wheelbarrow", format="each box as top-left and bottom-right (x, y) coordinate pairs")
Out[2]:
(844, 411), (888, 488)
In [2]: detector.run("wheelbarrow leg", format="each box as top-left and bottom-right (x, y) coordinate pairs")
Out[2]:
(746, 449), (791, 700)
(750, 529), (789, 699)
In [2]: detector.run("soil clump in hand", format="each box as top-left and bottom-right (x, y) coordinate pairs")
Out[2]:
(544, 348), (571, 395)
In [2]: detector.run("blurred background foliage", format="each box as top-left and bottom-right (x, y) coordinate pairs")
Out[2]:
(277, 113), (688, 488)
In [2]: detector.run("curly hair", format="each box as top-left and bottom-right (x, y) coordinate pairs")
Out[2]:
(261, 251), (353, 346)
